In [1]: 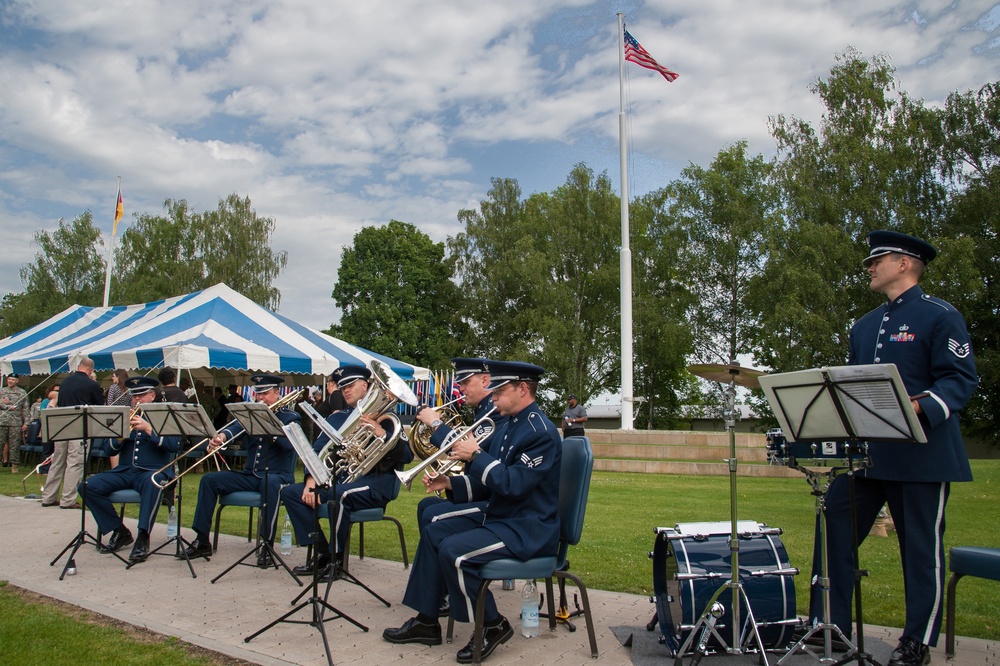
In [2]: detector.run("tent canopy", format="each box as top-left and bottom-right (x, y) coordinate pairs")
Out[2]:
(0, 283), (429, 383)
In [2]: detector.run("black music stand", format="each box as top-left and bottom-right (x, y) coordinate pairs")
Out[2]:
(760, 364), (925, 666)
(44, 405), (131, 580)
(211, 402), (301, 585)
(134, 402), (217, 577)
(245, 422), (367, 666)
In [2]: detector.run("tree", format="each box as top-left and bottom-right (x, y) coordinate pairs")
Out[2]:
(330, 220), (467, 368)
(629, 190), (697, 428)
(760, 50), (962, 376)
(0, 212), (105, 337)
(448, 165), (622, 408)
(114, 193), (287, 309)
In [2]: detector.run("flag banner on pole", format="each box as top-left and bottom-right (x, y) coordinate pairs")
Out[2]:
(624, 28), (678, 82)
(113, 185), (124, 234)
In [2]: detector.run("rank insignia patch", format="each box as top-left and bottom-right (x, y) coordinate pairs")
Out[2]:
(948, 339), (971, 358)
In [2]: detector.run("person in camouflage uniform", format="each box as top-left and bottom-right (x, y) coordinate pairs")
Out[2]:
(0, 374), (29, 473)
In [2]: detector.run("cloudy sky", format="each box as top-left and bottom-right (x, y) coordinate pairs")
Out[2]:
(1, 0), (998, 331)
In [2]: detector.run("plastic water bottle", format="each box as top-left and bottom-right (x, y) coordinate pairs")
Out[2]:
(502, 578), (514, 590)
(521, 579), (539, 638)
(280, 513), (293, 555)
(166, 505), (178, 538)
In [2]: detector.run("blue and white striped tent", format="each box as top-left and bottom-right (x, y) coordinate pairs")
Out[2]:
(0, 283), (429, 382)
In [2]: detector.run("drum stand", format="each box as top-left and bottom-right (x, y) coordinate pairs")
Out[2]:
(675, 369), (771, 666)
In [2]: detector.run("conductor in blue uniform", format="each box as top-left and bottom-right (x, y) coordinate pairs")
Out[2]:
(383, 360), (561, 664)
(183, 374), (300, 567)
(282, 364), (412, 579)
(808, 231), (978, 666)
(81, 376), (181, 564)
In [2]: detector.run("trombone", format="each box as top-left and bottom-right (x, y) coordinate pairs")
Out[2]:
(150, 388), (305, 490)
(395, 407), (496, 490)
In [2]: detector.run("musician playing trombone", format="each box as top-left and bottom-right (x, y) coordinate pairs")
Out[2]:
(411, 357), (509, 615)
(383, 360), (561, 664)
(281, 364), (413, 579)
(182, 374), (301, 566)
(80, 376), (181, 564)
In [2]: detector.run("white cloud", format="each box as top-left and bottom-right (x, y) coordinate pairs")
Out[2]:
(0, 0), (997, 332)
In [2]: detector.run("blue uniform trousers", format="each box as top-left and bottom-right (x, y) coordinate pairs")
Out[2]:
(281, 477), (390, 554)
(417, 495), (487, 532)
(402, 515), (513, 624)
(191, 470), (291, 542)
(810, 475), (950, 646)
(82, 467), (168, 535)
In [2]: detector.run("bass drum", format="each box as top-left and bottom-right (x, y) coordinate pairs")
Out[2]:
(651, 521), (797, 656)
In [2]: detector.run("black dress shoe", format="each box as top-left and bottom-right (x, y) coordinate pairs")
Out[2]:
(382, 616), (443, 646)
(318, 561), (344, 583)
(257, 549), (275, 568)
(99, 527), (134, 554)
(183, 537), (212, 559)
(456, 616), (513, 663)
(293, 554), (330, 575)
(128, 534), (149, 563)
(888, 638), (930, 666)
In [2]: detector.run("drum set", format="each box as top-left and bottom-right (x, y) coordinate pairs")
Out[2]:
(648, 363), (873, 665)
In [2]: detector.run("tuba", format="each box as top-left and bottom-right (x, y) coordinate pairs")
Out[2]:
(323, 360), (419, 484)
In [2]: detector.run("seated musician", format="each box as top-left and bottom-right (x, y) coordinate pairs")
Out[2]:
(412, 357), (509, 615)
(80, 376), (181, 564)
(281, 364), (413, 580)
(183, 374), (300, 566)
(383, 360), (561, 664)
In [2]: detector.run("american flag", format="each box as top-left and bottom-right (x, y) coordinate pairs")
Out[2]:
(624, 28), (678, 82)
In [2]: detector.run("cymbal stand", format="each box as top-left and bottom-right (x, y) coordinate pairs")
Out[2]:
(675, 372), (770, 665)
(245, 484), (368, 666)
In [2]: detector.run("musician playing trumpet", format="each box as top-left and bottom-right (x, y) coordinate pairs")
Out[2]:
(80, 376), (181, 564)
(182, 374), (301, 566)
(411, 357), (509, 615)
(281, 364), (413, 580)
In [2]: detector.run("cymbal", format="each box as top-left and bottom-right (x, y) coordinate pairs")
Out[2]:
(686, 363), (767, 389)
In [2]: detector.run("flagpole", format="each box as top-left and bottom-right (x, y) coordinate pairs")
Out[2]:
(102, 176), (122, 307)
(617, 13), (634, 430)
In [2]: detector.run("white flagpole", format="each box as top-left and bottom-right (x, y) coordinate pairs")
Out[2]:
(617, 13), (634, 430)
(102, 176), (121, 307)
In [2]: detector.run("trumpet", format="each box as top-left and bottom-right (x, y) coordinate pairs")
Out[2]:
(150, 388), (305, 490)
(395, 407), (496, 491)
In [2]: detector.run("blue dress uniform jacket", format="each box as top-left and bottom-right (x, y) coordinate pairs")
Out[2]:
(81, 423), (181, 535)
(811, 283), (978, 648)
(416, 395), (509, 531)
(281, 407), (411, 554)
(190, 406), (301, 542)
(850, 284), (977, 482)
(400, 401), (561, 624)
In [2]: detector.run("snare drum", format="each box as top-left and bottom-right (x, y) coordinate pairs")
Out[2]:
(651, 521), (797, 656)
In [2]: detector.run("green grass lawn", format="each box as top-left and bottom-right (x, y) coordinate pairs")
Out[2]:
(3, 456), (998, 641)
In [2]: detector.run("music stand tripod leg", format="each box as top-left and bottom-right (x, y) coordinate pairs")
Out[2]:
(141, 470), (203, 578)
(246, 486), (368, 666)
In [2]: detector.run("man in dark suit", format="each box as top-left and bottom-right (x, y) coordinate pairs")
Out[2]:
(183, 374), (300, 567)
(41, 356), (103, 509)
(383, 360), (561, 664)
(807, 231), (978, 666)
(80, 377), (181, 563)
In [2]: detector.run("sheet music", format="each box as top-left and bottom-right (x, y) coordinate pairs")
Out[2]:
(284, 422), (332, 487)
(759, 363), (926, 443)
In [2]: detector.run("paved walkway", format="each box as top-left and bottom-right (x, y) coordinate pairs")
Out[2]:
(1, 495), (995, 666)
